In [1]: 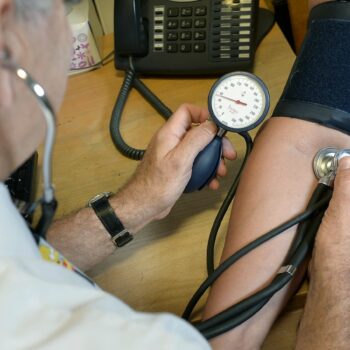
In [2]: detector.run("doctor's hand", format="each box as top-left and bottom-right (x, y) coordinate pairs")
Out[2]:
(113, 104), (236, 233)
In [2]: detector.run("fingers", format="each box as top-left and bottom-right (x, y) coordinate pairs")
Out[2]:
(173, 120), (217, 164)
(216, 158), (227, 177)
(207, 161), (225, 191)
(319, 157), (350, 236)
(208, 158), (229, 190)
(208, 178), (220, 190)
(333, 157), (350, 203)
(222, 137), (237, 160)
(209, 138), (236, 190)
(218, 136), (237, 176)
(312, 156), (350, 272)
(160, 103), (210, 140)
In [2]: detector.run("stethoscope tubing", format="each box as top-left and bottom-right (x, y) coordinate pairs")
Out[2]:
(186, 184), (332, 338)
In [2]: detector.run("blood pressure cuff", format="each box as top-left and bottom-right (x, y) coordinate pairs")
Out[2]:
(272, 1), (350, 135)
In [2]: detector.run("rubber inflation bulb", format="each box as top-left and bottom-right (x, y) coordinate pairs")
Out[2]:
(184, 136), (223, 193)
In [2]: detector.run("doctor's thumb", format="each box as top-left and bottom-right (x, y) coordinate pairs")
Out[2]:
(333, 157), (350, 199)
(176, 120), (217, 163)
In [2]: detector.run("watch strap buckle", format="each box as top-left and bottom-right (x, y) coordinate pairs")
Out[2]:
(112, 230), (133, 247)
(88, 192), (133, 248)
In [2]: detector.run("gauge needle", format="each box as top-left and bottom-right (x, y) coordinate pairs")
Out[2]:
(217, 94), (247, 106)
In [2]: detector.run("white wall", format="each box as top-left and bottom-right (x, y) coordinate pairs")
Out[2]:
(94, 0), (114, 34)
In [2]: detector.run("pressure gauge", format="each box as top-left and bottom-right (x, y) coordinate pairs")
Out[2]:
(208, 72), (270, 132)
(185, 71), (270, 193)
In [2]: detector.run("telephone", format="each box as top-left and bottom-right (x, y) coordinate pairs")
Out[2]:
(114, 0), (272, 75)
(110, 0), (274, 160)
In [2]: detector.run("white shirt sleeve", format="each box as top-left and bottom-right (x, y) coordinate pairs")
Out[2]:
(0, 183), (211, 350)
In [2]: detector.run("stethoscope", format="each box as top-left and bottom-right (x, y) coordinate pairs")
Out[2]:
(184, 146), (339, 339)
(0, 55), (57, 240)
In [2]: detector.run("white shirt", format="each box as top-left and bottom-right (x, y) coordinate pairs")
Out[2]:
(0, 183), (210, 350)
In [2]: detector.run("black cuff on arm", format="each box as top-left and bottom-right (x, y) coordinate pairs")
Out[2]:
(272, 1), (350, 135)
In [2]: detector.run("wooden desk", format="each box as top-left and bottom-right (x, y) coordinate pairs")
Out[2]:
(54, 22), (296, 316)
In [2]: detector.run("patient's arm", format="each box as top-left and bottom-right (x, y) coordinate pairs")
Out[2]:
(203, 116), (350, 349)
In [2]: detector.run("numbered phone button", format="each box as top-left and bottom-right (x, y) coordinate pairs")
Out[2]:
(194, 19), (206, 28)
(180, 19), (192, 29)
(194, 31), (206, 40)
(194, 43), (206, 52)
(180, 31), (192, 40)
(181, 7), (193, 16)
(167, 43), (178, 53)
(167, 32), (178, 41)
(180, 43), (192, 53)
(195, 7), (207, 16)
(167, 20), (178, 29)
(167, 8), (179, 17)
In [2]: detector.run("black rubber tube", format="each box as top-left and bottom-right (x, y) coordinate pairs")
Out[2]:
(195, 187), (331, 339)
(286, 184), (331, 261)
(110, 72), (173, 160)
(206, 132), (253, 275)
(200, 299), (268, 339)
(182, 192), (331, 320)
(197, 187), (331, 337)
(133, 77), (173, 119)
(196, 273), (291, 333)
(110, 70), (146, 160)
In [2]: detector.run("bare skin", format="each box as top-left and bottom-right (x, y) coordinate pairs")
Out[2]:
(295, 157), (350, 349)
(47, 104), (236, 271)
(3, 0), (350, 349)
(0, 2), (236, 273)
(203, 116), (350, 349)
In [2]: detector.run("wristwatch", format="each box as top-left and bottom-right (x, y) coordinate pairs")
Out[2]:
(88, 192), (133, 247)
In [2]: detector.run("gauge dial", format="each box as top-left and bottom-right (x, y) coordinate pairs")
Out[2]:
(208, 72), (270, 132)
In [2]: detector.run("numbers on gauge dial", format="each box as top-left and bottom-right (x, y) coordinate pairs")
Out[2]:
(211, 75), (266, 129)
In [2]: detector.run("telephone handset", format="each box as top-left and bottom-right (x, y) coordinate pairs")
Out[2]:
(114, 0), (264, 75)
(114, 0), (148, 57)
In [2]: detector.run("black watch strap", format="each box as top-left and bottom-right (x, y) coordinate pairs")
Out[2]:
(89, 193), (133, 247)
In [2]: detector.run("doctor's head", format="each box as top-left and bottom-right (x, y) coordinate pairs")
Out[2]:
(0, 0), (76, 180)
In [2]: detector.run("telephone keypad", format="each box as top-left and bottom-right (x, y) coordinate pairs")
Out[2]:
(162, 5), (207, 54)
(128, 2), (256, 73)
